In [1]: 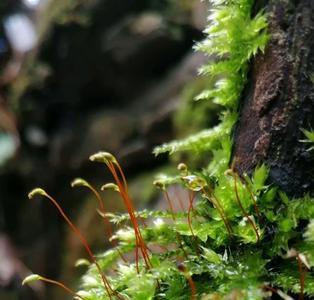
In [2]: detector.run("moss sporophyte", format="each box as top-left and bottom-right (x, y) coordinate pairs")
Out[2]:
(24, 154), (314, 299)
(23, 1), (314, 299)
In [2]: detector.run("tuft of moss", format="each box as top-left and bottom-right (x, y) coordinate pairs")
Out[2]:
(23, 1), (314, 300)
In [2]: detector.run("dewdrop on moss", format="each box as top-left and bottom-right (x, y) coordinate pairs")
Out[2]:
(28, 188), (47, 199)
(182, 175), (206, 192)
(153, 218), (164, 228)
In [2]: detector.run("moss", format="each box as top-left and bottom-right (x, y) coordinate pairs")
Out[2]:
(23, 1), (314, 300)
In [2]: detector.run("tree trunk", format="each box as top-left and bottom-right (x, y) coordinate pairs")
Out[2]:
(233, 0), (314, 196)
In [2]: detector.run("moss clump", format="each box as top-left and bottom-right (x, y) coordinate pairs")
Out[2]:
(23, 1), (314, 299)
(73, 163), (314, 299)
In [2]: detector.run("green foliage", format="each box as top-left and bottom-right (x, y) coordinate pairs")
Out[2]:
(154, 112), (236, 155)
(154, 0), (268, 158)
(68, 164), (314, 300)
(29, 162), (314, 300)
(23, 1), (314, 300)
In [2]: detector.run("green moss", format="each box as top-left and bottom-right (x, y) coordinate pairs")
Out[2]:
(154, 0), (268, 162)
(23, 1), (314, 299)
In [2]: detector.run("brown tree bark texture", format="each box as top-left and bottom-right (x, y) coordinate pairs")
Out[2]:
(233, 0), (314, 196)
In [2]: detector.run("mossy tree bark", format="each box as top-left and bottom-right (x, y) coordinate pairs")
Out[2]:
(233, 0), (314, 196)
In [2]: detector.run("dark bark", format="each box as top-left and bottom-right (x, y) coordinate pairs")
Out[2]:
(233, 0), (314, 196)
